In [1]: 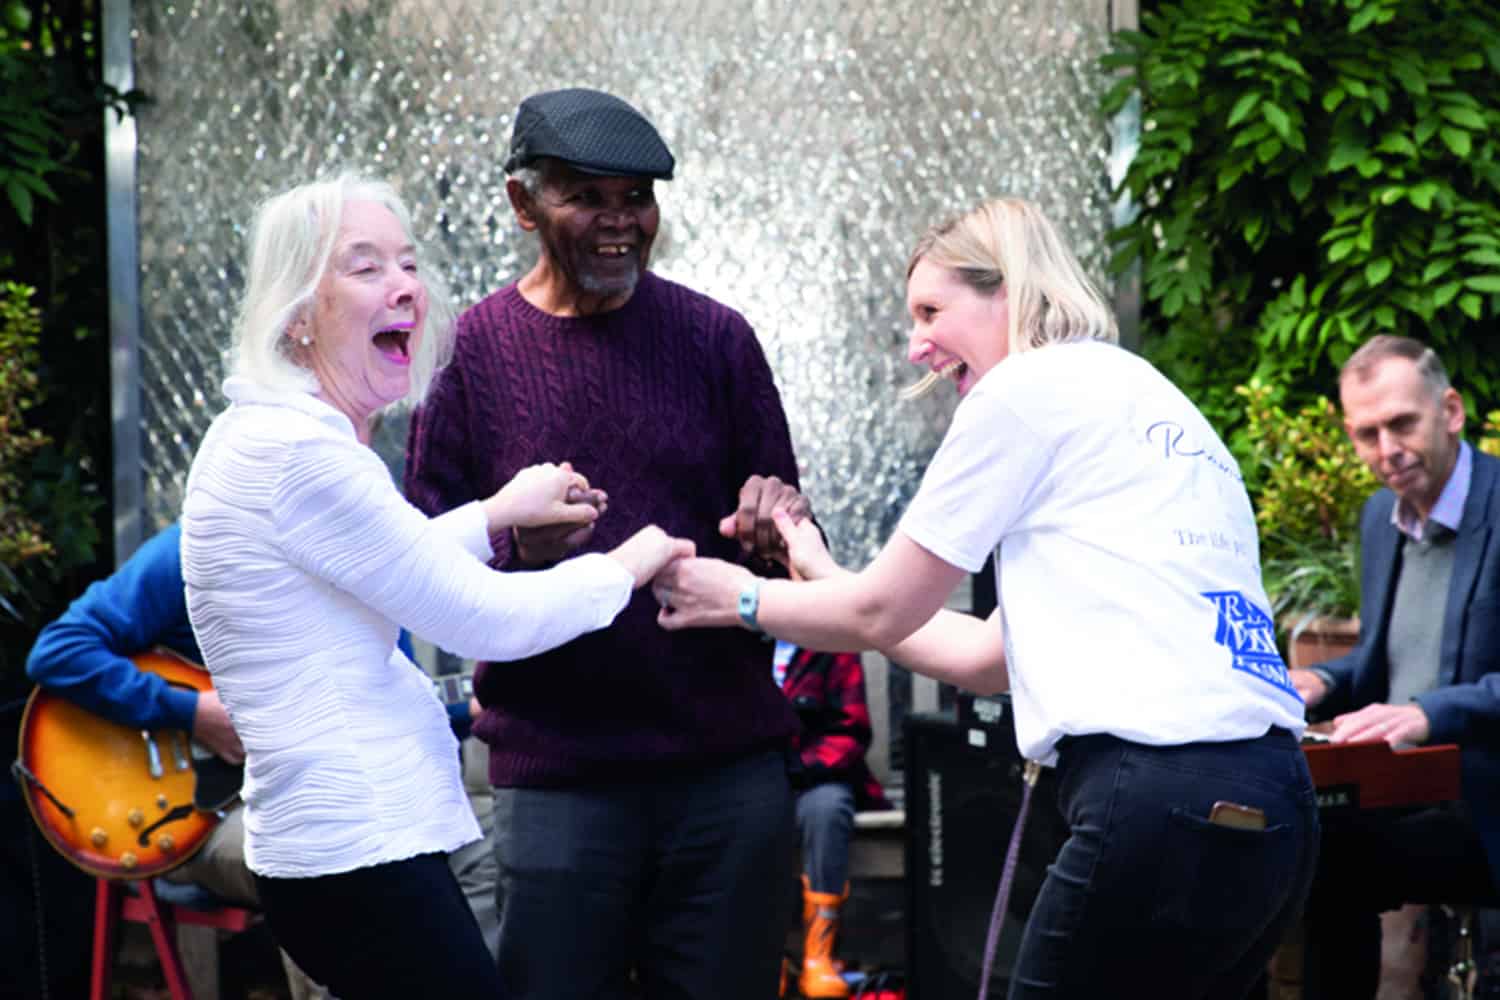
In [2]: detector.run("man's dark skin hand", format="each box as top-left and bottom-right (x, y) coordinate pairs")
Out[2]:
(515, 475), (813, 568)
(717, 474), (813, 562)
(513, 486), (608, 565)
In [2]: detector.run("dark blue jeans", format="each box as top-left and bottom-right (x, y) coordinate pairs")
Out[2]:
(1009, 728), (1319, 999)
(490, 750), (794, 1000)
(255, 851), (502, 998)
(796, 782), (855, 893)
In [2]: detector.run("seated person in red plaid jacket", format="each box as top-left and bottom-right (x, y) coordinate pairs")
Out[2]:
(774, 640), (890, 999)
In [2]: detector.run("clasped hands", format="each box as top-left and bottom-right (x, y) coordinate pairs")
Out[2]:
(488, 466), (820, 606)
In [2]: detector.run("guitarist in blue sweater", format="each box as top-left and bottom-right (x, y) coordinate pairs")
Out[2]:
(26, 522), (498, 1000)
(25, 521), (331, 999)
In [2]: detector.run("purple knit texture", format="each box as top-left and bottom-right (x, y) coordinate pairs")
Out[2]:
(406, 272), (801, 786)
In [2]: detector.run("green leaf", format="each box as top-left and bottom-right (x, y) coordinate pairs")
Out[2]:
(1257, 137), (1284, 163)
(1265, 52), (1308, 78)
(1322, 87), (1346, 112)
(1391, 62), (1427, 97)
(1408, 182), (1440, 211)
(13, 172), (58, 202)
(1227, 92), (1261, 127)
(1441, 127), (1473, 158)
(1349, 4), (1381, 32)
(1328, 143), (1367, 171)
(1378, 186), (1406, 205)
(1289, 167), (1315, 202)
(1440, 105), (1487, 129)
(1375, 133), (1417, 157)
(1365, 258), (1393, 285)
(1433, 281), (1462, 307)
(1356, 156), (1383, 178)
(5, 181), (32, 226)
(1218, 161), (1248, 191)
(1328, 238), (1357, 263)
(1232, 121), (1273, 150)
(1459, 293), (1483, 320)
(1464, 274), (1500, 293)
(1262, 102), (1292, 139)
(1423, 259), (1456, 283)
(1463, 249), (1500, 268)
(1415, 117), (1440, 147)
(1295, 312), (1318, 344)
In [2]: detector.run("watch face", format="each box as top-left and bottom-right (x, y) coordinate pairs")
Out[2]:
(738, 581), (761, 629)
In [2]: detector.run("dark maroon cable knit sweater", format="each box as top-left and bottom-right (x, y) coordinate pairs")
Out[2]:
(405, 271), (801, 786)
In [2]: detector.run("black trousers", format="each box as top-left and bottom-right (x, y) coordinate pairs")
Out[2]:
(256, 851), (502, 998)
(489, 750), (794, 1000)
(1303, 803), (1497, 999)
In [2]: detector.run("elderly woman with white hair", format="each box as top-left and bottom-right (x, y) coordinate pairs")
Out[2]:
(656, 197), (1318, 999)
(180, 172), (691, 997)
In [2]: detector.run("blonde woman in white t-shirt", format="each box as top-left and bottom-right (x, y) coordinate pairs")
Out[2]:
(656, 197), (1317, 1000)
(181, 173), (692, 998)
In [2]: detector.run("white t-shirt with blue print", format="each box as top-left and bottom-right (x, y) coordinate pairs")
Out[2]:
(899, 341), (1306, 763)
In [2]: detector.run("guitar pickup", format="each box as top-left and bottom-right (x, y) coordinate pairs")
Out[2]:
(140, 730), (164, 779)
(171, 731), (192, 772)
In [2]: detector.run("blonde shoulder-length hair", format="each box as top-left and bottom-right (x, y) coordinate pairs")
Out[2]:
(908, 196), (1117, 358)
(232, 171), (456, 408)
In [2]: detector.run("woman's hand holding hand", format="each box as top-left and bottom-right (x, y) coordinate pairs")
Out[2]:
(770, 509), (846, 582)
(484, 462), (605, 537)
(653, 558), (756, 631)
(607, 526), (696, 589)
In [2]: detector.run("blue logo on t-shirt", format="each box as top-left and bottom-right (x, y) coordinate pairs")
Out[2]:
(1202, 590), (1296, 697)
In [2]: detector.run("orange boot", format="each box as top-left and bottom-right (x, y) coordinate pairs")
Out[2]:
(800, 875), (851, 998)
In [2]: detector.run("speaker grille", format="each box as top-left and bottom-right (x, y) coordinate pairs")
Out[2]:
(904, 711), (1067, 999)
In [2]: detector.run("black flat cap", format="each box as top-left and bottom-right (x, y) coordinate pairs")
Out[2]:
(504, 88), (675, 180)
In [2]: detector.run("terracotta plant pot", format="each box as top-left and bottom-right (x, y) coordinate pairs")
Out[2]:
(1284, 615), (1360, 669)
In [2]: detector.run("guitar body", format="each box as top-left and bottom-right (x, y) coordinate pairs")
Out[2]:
(17, 649), (232, 879)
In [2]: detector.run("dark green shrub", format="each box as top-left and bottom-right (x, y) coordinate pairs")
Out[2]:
(0, 281), (50, 577)
(1105, 0), (1500, 443)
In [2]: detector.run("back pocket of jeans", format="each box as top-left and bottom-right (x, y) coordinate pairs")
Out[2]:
(1151, 806), (1293, 933)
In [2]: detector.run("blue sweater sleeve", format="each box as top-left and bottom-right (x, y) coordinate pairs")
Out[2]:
(25, 523), (202, 732)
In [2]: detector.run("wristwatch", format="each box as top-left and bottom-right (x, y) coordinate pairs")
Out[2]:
(737, 578), (764, 633)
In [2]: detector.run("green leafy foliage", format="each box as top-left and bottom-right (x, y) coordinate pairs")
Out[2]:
(0, 1), (124, 657)
(1237, 379), (1375, 622)
(1105, 0), (1500, 436)
(0, 281), (51, 571)
(1482, 412), (1500, 461)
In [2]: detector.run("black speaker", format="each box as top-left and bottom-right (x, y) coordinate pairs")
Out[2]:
(903, 708), (1067, 1000)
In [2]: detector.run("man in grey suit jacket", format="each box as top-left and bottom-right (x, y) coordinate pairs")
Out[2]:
(1289, 334), (1500, 998)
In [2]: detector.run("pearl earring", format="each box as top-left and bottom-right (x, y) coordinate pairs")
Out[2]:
(299, 334), (312, 347)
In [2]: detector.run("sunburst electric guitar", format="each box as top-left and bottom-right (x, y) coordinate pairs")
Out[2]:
(13, 648), (241, 880)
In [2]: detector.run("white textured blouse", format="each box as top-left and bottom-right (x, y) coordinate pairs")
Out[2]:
(181, 377), (634, 877)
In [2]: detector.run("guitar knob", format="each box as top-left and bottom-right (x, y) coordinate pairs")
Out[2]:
(90, 828), (107, 848)
(120, 852), (138, 871)
(157, 794), (169, 810)
(127, 809), (144, 828)
(158, 834), (175, 853)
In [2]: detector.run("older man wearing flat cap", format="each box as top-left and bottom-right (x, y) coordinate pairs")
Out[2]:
(406, 87), (811, 999)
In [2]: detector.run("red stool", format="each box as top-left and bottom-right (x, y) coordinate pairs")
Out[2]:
(90, 876), (257, 1000)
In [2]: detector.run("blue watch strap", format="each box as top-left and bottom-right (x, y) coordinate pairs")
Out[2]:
(737, 579), (763, 632)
